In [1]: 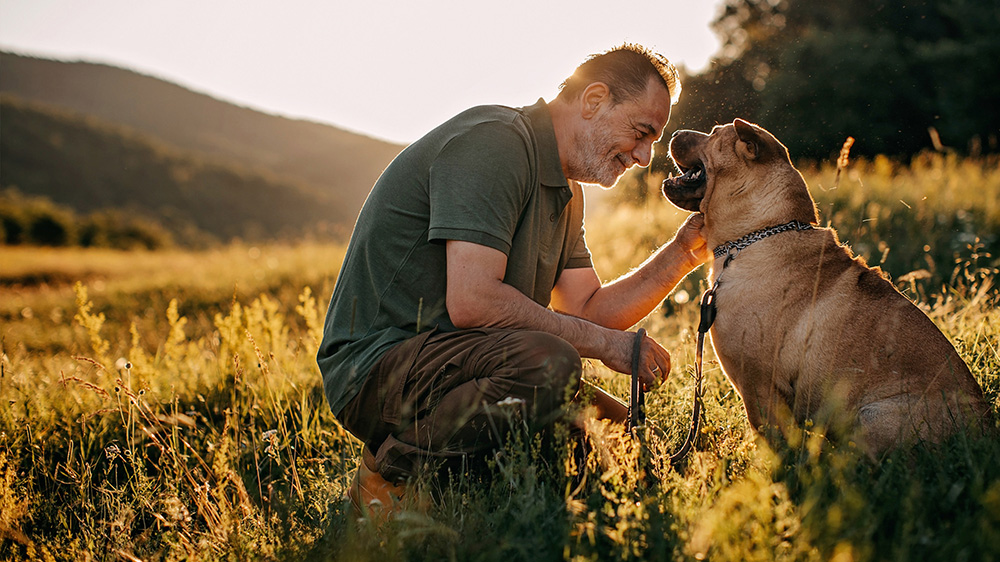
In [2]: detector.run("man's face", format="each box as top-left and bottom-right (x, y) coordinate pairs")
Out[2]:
(569, 79), (672, 188)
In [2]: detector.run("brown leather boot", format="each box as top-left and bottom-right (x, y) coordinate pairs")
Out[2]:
(577, 379), (629, 425)
(347, 446), (407, 520)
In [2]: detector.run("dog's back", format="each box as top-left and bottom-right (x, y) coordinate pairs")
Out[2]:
(822, 241), (989, 453)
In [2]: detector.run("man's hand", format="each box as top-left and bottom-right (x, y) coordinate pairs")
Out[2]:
(600, 329), (671, 391)
(672, 212), (710, 270)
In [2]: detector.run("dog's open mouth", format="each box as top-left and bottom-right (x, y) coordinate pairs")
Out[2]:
(662, 160), (707, 212)
(673, 163), (705, 186)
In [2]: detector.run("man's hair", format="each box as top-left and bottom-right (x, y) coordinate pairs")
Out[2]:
(557, 44), (681, 106)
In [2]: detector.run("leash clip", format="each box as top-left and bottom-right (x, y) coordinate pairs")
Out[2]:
(723, 246), (740, 269)
(698, 288), (718, 334)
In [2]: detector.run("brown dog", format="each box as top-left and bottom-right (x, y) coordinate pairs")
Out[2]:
(662, 119), (991, 457)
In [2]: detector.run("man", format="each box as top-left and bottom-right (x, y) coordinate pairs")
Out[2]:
(317, 44), (709, 514)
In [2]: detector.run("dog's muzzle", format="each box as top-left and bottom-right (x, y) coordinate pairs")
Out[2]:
(662, 163), (706, 212)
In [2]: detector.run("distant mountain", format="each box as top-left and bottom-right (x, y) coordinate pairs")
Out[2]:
(1, 97), (353, 243)
(0, 51), (405, 242)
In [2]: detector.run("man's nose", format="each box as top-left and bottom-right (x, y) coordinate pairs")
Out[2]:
(633, 141), (653, 167)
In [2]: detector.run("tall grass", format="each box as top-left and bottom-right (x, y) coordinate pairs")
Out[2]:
(1, 156), (998, 561)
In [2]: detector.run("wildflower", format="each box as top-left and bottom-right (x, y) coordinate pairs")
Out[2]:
(161, 495), (191, 525)
(105, 444), (121, 460)
(262, 429), (279, 456)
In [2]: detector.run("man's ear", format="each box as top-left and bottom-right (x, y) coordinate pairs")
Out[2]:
(580, 82), (611, 119)
(734, 118), (761, 159)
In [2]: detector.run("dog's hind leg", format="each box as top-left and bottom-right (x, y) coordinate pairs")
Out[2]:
(856, 395), (929, 458)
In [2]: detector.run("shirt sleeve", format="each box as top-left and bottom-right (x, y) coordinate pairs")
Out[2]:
(564, 225), (593, 269)
(427, 120), (533, 255)
(564, 181), (593, 269)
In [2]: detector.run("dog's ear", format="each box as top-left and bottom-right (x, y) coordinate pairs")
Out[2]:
(734, 118), (762, 160)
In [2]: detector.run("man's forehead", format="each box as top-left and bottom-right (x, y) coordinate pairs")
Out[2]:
(631, 82), (672, 134)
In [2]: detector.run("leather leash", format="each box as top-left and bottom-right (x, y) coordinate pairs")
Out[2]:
(628, 328), (647, 431)
(627, 326), (701, 466)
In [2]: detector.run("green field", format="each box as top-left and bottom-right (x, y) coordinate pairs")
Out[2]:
(2, 154), (999, 561)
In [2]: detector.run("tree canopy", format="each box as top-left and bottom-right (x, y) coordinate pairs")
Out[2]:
(669, 0), (1000, 159)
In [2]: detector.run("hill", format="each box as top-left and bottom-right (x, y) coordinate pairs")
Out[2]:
(0, 51), (405, 240)
(1, 97), (350, 243)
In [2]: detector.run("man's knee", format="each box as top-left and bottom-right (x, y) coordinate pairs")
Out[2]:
(504, 330), (581, 396)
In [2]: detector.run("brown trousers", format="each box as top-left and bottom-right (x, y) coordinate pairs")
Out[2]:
(337, 328), (582, 482)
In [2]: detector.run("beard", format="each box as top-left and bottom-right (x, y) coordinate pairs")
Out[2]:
(567, 115), (630, 188)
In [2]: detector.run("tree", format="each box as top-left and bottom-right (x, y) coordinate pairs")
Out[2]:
(669, 0), (1000, 159)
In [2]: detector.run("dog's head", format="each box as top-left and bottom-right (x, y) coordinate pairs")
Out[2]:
(662, 119), (818, 246)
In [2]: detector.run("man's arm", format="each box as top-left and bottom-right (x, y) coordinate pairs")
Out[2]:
(550, 213), (710, 330)
(445, 240), (669, 385)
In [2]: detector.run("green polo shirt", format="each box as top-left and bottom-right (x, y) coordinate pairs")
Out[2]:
(317, 98), (592, 415)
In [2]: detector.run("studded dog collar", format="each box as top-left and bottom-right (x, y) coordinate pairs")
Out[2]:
(713, 220), (815, 260)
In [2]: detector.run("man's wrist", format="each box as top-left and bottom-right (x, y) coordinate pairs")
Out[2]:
(660, 240), (698, 275)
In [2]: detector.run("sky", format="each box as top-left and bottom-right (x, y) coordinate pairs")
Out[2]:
(0, 0), (723, 145)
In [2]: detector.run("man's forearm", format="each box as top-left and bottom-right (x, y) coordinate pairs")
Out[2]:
(579, 241), (702, 330)
(450, 275), (627, 364)
(445, 238), (679, 376)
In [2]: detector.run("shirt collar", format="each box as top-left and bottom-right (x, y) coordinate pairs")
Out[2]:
(523, 98), (569, 188)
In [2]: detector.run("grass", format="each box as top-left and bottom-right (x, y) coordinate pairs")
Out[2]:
(1, 154), (999, 561)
